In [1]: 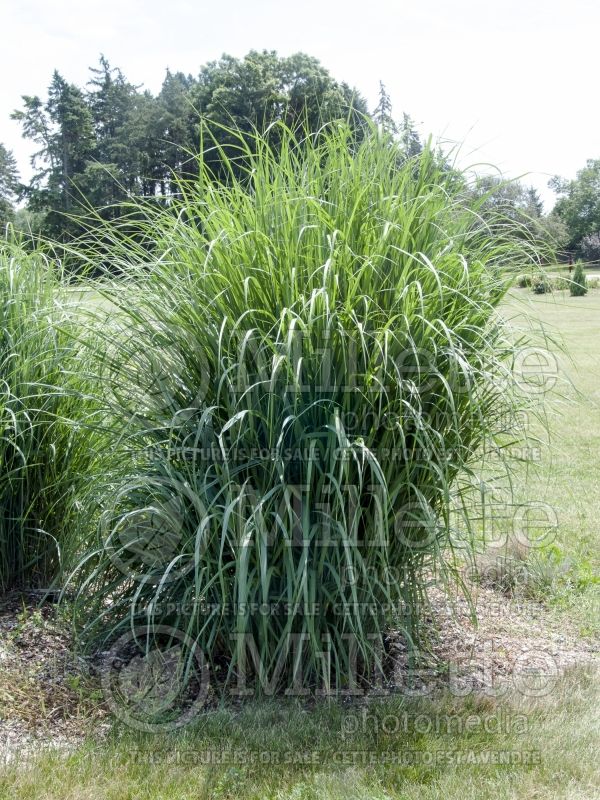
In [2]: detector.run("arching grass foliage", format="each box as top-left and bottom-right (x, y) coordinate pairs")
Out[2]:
(0, 238), (97, 591)
(71, 123), (536, 694)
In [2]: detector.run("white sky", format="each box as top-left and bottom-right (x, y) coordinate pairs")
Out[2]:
(1, 0), (598, 210)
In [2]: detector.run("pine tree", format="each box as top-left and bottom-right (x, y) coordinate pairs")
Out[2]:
(157, 70), (198, 192)
(46, 72), (94, 211)
(399, 112), (422, 157)
(87, 56), (141, 196)
(0, 143), (19, 226)
(373, 81), (397, 135)
(12, 72), (93, 238)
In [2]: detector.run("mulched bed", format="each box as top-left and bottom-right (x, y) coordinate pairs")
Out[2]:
(1, 582), (598, 764)
(0, 593), (109, 764)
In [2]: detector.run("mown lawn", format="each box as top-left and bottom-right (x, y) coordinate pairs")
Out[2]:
(1, 667), (597, 800)
(502, 289), (600, 636)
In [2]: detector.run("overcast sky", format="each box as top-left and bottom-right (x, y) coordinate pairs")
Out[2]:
(1, 0), (597, 210)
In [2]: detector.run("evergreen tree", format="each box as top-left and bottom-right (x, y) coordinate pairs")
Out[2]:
(86, 56), (142, 198)
(0, 143), (19, 226)
(87, 57), (135, 159)
(12, 72), (93, 238)
(156, 70), (198, 192)
(399, 112), (422, 157)
(46, 72), (94, 210)
(373, 81), (397, 135)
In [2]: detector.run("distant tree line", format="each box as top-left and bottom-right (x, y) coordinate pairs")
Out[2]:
(0, 49), (588, 261)
(0, 54), (424, 244)
(2, 52), (370, 239)
(550, 161), (600, 261)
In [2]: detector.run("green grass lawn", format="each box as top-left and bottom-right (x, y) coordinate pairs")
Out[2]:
(1, 666), (598, 800)
(500, 289), (600, 635)
(1, 288), (598, 800)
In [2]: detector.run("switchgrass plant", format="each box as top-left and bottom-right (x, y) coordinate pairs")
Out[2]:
(72, 123), (537, 695)
(0, 237), (97, 592)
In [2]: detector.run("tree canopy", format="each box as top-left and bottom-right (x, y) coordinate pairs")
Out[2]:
(11, 51), (370, 241)
(550, 159), (600, 254)
(7, 48), (569, 259)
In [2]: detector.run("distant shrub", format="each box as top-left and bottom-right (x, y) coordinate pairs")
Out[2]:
(552, 275), (569, 291)
(587, 276), (600, 289)
(570, 261), (588, 296)
(515, 274), (532, 288)
(532, 274), (552, 294)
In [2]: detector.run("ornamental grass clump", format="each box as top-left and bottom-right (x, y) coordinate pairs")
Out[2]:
(73, 123), (532, 694)
(0, 238), (95, 592)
